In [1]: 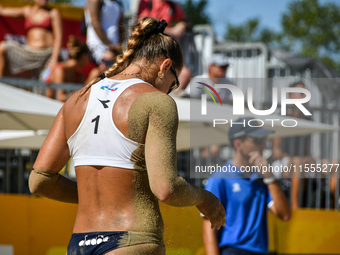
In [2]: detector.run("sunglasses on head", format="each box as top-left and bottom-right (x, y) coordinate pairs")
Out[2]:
(161, 49), (180, 94)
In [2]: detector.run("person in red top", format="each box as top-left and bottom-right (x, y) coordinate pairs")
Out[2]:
(137, 0), (192, 93)
(138, 0), (186, 41)
(0, 0), (62, 79)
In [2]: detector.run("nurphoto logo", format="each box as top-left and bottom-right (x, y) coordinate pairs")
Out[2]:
(200, 83), (311, 116)
(198, 82), (312, 128)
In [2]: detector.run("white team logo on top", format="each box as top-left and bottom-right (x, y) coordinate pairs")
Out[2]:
(79, 235), (109, 246)
(232, 183), (241, 192)
(100, 85), (118, 92)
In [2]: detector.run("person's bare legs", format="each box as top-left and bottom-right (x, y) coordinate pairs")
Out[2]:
(45, 88), (55, 99)
(289, 156), (305, 209)
(321, 158), (339, 207)
(0, 42), (6, 77)
(290, 156), (315, 209)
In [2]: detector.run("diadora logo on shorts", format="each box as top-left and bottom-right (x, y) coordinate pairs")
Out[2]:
(79, 235), (109, 246)
(100, 86), (118, 92)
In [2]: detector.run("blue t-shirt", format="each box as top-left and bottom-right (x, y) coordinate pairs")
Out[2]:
(204, 160), (273, 253)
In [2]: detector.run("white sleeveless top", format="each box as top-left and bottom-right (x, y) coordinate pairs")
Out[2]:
(67, 78), (150, 169)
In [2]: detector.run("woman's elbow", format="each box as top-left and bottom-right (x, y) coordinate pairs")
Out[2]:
(154, 190), (173, 203)
(28, 170), (57, 196)
(28, 172), (43, 195)
(151, 185), (174, 203)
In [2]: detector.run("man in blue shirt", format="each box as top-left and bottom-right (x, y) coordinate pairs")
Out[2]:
(203, 117), (291, 255)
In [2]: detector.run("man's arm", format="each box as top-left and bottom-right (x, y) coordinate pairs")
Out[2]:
(249, 151), (291, 221)
(203, 217), (220, 255)
(108, 10), (124, 53)
(118, 6), (124, 45)
(164, 2), (187, 40)
(267, 181), (291, 221)
(164, 21), (186, 41)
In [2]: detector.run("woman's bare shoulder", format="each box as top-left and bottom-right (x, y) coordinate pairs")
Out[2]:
(63, 89), (88, 115)
(131, 90), (177, 113)
(130, 91), (178, 128)
(127, 91), (178, 143)
(22, 5), (32, 17)
(49, 6), (61, 19)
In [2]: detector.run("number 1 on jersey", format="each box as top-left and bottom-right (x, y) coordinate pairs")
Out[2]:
(91, 115), (100, 134)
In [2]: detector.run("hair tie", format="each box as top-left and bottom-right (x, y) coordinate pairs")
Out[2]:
(155, 19), (168, 34)
(98, 73), (106, 79)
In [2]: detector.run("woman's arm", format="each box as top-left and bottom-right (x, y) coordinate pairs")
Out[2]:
(51, 65), (68, 102)
(48, 8), (63, 66)
(138, 92), (225, 230)
(0, 4), (27, 18)
(29, 105), (78, 203)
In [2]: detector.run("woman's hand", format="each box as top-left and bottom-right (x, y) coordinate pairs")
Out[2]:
(196, 190), (226, 230)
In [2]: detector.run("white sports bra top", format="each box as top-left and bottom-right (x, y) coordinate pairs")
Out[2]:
(67, 78), (151, 169)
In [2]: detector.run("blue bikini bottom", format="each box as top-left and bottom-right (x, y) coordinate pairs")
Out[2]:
(67, 231), (163, 255)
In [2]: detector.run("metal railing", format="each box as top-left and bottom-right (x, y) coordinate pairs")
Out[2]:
(0, 77), (84, 99)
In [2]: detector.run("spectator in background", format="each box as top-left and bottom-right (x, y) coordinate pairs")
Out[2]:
(203, 117), (291, 255)
(186, 53), (233, 101)
(85, 47), (119, 84)
(138, 0), (186, 42)
(272, 81), (313, 209)
(137, 0), (192, 93)
(85, 0), (124, 66)
(272, 81), (312, 162)
(43, 36), (89, 102)
(272, 81), (338, 209)
(0, 0), (62, 79)
(188, 54), (234, 159)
